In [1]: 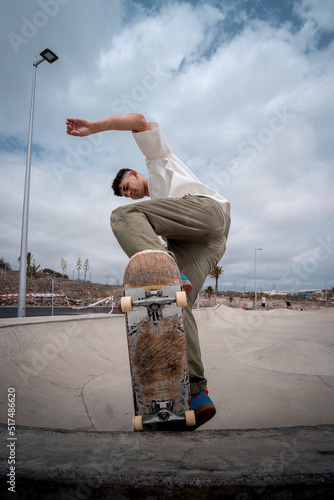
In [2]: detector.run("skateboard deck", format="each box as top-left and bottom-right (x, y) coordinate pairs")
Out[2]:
(120, 249), (195, 431)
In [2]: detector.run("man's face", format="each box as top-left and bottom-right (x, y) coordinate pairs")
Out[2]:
(119, 171), (146, 200)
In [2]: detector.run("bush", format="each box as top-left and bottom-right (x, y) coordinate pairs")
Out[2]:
(0, 257), (11, 270)
(42, 268), (63, 278)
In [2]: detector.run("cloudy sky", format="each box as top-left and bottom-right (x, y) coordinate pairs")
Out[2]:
(1, 0), (334, 293)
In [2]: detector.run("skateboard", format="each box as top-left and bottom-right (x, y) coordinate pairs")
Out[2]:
(120, 249), (196, 431)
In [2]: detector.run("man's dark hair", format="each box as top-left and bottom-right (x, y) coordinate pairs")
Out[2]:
(111, 168), (131, 196)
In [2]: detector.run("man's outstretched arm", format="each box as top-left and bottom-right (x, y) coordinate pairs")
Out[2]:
(66, 113), (151, 137)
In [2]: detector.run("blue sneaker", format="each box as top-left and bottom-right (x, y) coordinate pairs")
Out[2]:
(180, 271), (192, 295)
(191, 390), (216, 429)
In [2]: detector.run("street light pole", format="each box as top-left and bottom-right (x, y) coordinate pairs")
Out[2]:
(17, 49), (58, 318)
(254, 247), (262, 310)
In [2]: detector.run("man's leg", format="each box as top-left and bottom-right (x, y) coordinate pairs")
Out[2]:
(167, 230), (227, 393)
(110, 200), (167, 257)
(110, 196), (229, 393)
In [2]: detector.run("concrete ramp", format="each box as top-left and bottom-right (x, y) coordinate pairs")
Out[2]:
(0, 315), (133, 431)
(233, 339), (334, 376)
(1, 308), (334, 431)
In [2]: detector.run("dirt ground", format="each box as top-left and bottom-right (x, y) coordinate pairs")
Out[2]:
(0, 269), (332, 310)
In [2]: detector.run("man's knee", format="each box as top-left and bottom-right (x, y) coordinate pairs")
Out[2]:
(110, 204), (142, 235)
(110, 205), (127, 232)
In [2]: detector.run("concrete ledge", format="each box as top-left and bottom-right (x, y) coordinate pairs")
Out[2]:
(1, 425), (334, 499)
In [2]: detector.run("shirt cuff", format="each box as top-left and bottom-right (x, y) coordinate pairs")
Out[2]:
(132, 122), (172, 159)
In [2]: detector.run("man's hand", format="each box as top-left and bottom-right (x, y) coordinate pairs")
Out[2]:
(66, 118), (95, 137)
(66, 113), (151, 137)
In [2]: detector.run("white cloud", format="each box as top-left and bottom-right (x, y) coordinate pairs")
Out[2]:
(293, 0), (334, 32)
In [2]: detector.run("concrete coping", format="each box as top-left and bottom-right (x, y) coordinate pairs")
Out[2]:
(1, 424), (333, 498)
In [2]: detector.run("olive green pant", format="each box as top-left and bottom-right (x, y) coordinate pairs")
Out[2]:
(110, 195), (229, 395)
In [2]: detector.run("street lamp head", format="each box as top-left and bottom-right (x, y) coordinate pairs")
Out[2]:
(40, 48), (58, 64)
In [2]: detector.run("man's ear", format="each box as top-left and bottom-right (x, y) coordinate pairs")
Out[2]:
(129, 170), (138, 177)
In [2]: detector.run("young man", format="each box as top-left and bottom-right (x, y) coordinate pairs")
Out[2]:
(66, 113), (231, 428)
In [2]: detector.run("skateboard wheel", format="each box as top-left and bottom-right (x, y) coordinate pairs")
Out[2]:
(175, 291), (187, 308)
(120, 296), (133, 312)
(133, 415), (143, 432)
(116, 299), (125, 314)
(185, 410), (196, 427)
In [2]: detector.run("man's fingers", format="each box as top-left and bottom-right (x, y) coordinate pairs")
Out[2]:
(66, 118), (87, 136)
(66, 118), (76, 135)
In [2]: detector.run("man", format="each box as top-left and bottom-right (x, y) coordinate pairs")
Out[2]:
(66, 112), (231, 428)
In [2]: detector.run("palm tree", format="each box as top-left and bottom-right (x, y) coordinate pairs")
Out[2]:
(209, 265), (224, 295)
(24, 252), (40, 277)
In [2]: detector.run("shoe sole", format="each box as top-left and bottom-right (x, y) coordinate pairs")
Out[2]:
(191, 402), (216, 430)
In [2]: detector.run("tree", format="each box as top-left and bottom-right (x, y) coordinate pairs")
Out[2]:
(59, 257), (68, 277)
(83, 259), (89, 281)
(209, 265), (224, 294)
(26, 252), (32, 273)
(204, 286), (215, 306)
(29, 257), (41, 277)
(76, 257), (82, 280)
(21, 252), (41, 278)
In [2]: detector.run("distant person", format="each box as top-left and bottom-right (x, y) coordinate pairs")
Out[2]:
(286, 300), (292, 309)
(261, 296), (267, 309)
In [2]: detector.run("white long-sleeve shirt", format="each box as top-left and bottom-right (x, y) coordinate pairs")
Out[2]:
(133, 122), (231, 231)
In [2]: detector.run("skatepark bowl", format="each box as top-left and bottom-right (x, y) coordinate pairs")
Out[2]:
(0, 305), (334, 499)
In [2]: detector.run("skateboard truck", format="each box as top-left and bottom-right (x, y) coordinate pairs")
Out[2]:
(120, 289), (187, 313)
(133, 398), (195, 431)
(145, 290), (163, 321)
(152, 399), (174, 421)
